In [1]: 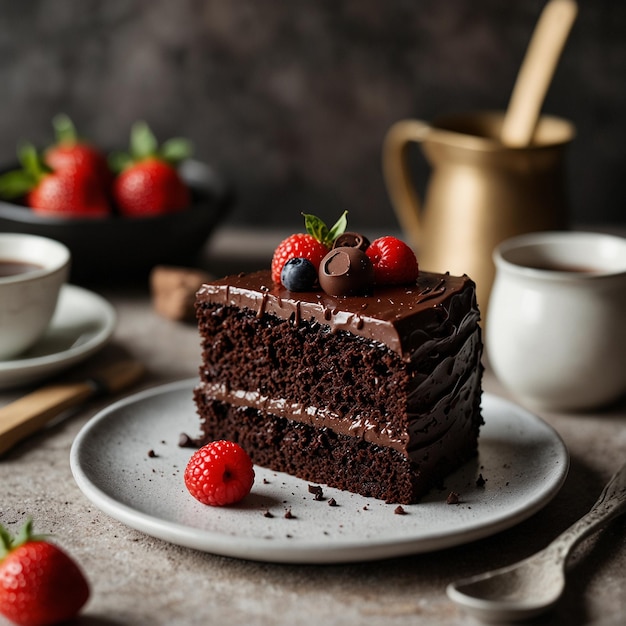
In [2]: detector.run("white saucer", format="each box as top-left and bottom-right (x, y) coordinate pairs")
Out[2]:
(71, 381), (569, 564)
(0, 284), (116, 390)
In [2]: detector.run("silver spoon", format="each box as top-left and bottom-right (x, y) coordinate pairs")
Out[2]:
(447, 462), (626, 622)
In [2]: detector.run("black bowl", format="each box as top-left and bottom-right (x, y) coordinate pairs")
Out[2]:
(0, 159), (233, 284)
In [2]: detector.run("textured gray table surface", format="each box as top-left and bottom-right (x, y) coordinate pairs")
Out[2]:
(1, 260), (625, 626)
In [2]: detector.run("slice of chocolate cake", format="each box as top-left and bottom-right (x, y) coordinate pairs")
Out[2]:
(194, 267), (483, 505)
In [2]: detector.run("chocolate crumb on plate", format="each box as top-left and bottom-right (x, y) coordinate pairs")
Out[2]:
(446, 492), (460, 505)
(284, 509), (295, 519)
(328, 498), (338, 507)
(178, 433), (198, 448)
(476, 473), (487, 487)
(263, 510), (274, 518)
(147, 449), (157, 458)
(394, 505), (407, 515)
(308, 484), (324, 500)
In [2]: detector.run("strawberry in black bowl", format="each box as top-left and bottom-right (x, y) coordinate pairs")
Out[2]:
(0, 117), (232, 284)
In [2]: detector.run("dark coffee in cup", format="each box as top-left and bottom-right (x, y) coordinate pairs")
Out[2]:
(0, 260), (43, 277)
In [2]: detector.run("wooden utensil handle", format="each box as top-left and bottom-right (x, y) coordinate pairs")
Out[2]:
(0, 360), (144, 456)
(501, 0), (578, 147)
(0, 383), (95, 456)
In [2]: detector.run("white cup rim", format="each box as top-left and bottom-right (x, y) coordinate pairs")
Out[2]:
(0, 233), (71, 285)
(493, 231), (626, 281)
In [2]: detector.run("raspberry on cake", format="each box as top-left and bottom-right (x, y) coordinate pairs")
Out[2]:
(193, 222), (483, 505)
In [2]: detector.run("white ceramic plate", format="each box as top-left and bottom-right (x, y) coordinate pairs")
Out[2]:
(0, 284), (116, 389)
(70, 380), (569, 564)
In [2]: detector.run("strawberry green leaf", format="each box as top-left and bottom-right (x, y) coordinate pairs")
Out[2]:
(18, 143), (45, 179)
(0, 519), (37, 557)
(130, 121), (158, 160)
(0, 169), (35, 198)
(113, 121), (192, 170)
(108, 150), (133, 174)
(12, 518), (33, 548)
(160, 138), (193, 164)
(52, 113), (78, 145)
(0, 524), (12, 557)
(0, 143), (50, 198)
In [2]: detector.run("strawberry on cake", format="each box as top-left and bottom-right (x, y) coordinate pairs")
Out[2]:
(193, 214), (484, 504)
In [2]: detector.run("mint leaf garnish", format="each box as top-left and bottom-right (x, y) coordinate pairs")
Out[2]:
(303, 211), (348, 247)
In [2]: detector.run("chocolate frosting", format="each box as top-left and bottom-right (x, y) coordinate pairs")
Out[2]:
(197, 269), (476, 361)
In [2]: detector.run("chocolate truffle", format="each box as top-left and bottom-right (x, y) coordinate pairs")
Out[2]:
(318, 246), (374, 296)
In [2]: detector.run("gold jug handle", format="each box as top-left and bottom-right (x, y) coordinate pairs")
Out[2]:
(382, 119), (431, 249)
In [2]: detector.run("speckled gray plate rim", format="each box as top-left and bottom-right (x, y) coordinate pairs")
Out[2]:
(70, 380), (569, 564)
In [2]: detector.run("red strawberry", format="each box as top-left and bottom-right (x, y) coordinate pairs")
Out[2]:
(365, 236), (419, 285)
(113, 158), (190, 217)
(271, 234), (328, 286)
(110, 122), (192, 217)
(0, 144), (110, 217)
(43, 114), (112, 189)
(0, 519), (90, 626)
(27, 171), (111, 217)
(271, 212), (348, 284)
(184, 440), (255, 506)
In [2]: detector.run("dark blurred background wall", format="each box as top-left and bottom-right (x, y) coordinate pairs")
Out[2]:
(0, 0), (623, 234)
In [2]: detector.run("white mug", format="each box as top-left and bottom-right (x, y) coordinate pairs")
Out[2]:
(0, 233), (70, 360)
(487, 231), (626, 412)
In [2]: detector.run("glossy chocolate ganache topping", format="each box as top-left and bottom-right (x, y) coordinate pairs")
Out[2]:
(197, 269), (478, 361)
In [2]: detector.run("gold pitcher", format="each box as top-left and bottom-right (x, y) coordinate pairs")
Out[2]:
(383, 110), (575, 316)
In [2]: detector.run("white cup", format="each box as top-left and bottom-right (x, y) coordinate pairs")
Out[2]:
(0, 233), (70, 360)
(487, 231), (626, 412)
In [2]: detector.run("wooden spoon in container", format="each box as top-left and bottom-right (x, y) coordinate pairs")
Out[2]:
(500, 0), (578, 147)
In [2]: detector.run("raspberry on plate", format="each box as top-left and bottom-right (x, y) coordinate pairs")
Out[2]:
(184, 440), (255, 506)
(365, 236), (419, 285)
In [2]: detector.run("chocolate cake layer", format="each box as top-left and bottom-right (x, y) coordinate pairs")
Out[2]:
(193, 393), (481, 504)
(194, 269), (483, 503)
